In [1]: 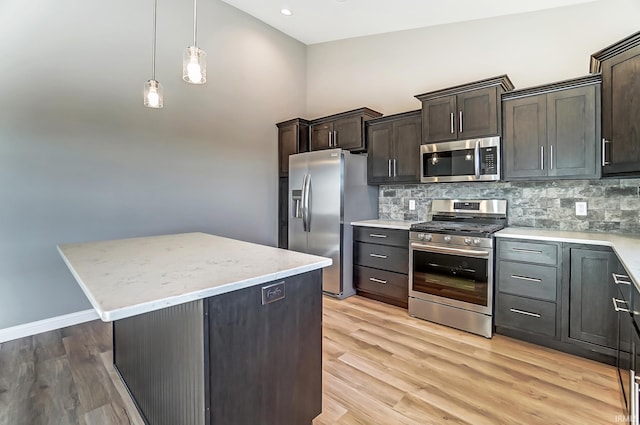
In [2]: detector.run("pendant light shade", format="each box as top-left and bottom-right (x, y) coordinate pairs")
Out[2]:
(183, 46), (206, 84)
(183, 0), (207, 84)
(144, 79), (164, 108)
(144, 0), (163, 108)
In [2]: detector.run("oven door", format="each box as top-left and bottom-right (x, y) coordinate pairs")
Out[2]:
(409, 241), (493, 315)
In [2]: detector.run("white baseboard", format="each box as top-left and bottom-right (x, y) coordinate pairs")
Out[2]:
(0, 309), (100, 343)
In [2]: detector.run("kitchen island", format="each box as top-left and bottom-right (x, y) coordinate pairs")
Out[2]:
(57, 232), (332, 425)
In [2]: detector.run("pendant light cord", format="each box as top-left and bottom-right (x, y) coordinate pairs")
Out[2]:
(192, 0), (198, 46)
(152, 0), (158, 80)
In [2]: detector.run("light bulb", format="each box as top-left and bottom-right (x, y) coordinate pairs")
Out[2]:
(144, 79), (163, 108)
(147, 89), (159, 107)
(183, 46), (206, 84)
(187, 57), (202, 83)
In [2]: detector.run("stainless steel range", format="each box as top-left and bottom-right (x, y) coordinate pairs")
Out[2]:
(408, 199), (507, 338)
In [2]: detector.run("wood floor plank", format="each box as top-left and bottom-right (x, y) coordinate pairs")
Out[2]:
(31, 356), (84, 425)
(62, 334), (114, 413)
(0, 361), (36, 425)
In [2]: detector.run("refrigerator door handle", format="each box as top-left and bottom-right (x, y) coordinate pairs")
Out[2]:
(302, 173), (311, 232)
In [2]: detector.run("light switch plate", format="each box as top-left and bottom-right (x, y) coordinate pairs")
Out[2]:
(409, 199), (416, 211)
(575, 202), (588, 216)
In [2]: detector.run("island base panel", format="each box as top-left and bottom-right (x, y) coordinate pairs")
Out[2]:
(207, 269), (323, 425)
(113, 270), (323, 425)
(113, 300), (205, 425)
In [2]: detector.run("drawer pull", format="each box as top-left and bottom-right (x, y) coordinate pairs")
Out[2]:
(511, 275), (542, 283)
(512, 248), (542, 254)
(369, 234), (388, 238)
(613, 273), (631, 286)
(369, 253), (388, 259)
(369, 277), (387, 284)
(509, 308), (541, 318)
(613, 298), (631, 313)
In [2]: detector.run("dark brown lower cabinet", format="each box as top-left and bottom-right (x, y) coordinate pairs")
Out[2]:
(495, 238), (631, 366)
(113, 270), (322, 425)
(565, 246), (630, 355)
(352, 226), (409, 308)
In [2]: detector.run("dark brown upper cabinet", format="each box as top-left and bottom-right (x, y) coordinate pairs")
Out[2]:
(591, 31), (640, 177)
(366, 110), (422, 185)
(415, 75), (514, 144)
(276, 118), (309, 177)
(309, 108), (382, 152)
(502, 75), (601, 181)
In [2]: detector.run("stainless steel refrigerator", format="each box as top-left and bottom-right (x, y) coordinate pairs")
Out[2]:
(288, 148), (378, 298)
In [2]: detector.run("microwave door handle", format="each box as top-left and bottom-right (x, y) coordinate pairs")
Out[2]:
(474, 140), (481, 179)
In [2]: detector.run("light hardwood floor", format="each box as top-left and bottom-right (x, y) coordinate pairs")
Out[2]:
(0, 295), (625, 424)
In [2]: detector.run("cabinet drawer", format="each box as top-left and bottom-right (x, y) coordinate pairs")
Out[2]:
(497, 240), (559, 266)
(495, 293), (556, 337)
(498, 261), (557, 301)
(354, 266), (408, 302)
(354, 242), (408, 274)
(353, 227), (408, 247)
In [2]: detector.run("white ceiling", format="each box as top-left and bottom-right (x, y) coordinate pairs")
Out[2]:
(220, 0), (599, 45)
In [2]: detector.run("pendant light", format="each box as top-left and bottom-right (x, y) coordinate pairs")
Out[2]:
(144, 0), (163, 108)
(183, 0), (206, 84)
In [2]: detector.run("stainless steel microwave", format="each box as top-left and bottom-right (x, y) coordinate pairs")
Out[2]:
(420, 136), (501, 183)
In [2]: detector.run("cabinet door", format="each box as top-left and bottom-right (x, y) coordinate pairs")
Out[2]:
(601, 47), (640, 176)
(568, 248), (620, 350)
(503, 94), (547, 179)
(547, 85), (598, 178)
(310, 122), (333, 151)
(333, 116), (364, 151)
(422, 96), (457, 143)
(354, 266), (408, 308)
(392, 115), (421, 183)
(366, 121), (393, 184)
(279, 124), (298, 177)
(354, 242), (409, 274)
(496, 293), (557, 337)
(457, 87), (498, 139)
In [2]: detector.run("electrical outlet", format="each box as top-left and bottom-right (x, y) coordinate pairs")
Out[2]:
(575, 201), (588, 216)
(409, 199), (416, 211)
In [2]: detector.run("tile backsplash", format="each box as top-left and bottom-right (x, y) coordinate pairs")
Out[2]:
(379, 178), (640, 234)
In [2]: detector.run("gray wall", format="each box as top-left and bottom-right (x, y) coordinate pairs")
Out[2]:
(306, 0), (640, 117)
(379, 179), (640, 233)
(0, 0), (307, 329)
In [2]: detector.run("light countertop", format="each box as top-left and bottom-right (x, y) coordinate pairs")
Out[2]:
(351, 219), (421, 230)
(496, 227), (640, 289)
(57, 232), (332, 322)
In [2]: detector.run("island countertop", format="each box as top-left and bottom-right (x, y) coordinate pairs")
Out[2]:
(57, 232), (332, 322)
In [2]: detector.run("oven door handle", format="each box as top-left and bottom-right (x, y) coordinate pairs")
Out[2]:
(410, 242), (490, 258)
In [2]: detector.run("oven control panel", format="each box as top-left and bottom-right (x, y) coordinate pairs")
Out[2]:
(411, 232), (493, 248)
